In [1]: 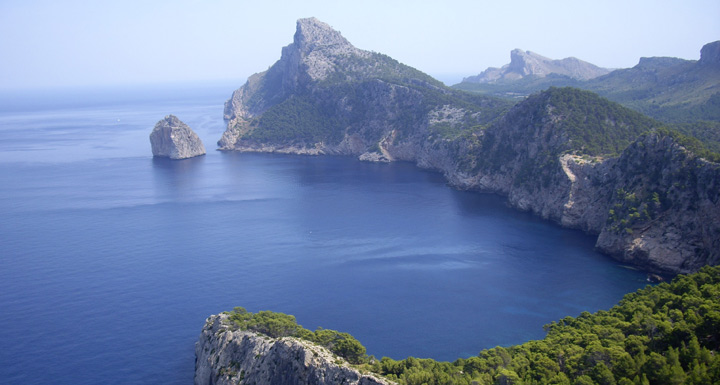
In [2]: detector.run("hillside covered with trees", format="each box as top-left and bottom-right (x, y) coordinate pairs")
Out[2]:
(228, 265), (720, 385)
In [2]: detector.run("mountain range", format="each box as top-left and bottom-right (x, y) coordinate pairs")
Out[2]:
(456, 41), (720, 127)
(218, 18), (719, 275)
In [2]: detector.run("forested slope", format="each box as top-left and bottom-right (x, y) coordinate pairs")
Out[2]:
(370, 265), (720, 385)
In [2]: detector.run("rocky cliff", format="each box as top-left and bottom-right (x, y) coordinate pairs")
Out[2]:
(218, 19), (719, 274)
(462, 49), (610, 84)
(218, 17), (511, 157)
(195, 313), (393, 385)
(150, 115), (205, 159)
(416, 88), (720, 273)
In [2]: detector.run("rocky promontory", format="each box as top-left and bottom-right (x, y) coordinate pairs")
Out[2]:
(150, 115), (205, 159)
(194, 313), (393, 385)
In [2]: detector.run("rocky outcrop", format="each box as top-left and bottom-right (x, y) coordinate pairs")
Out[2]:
(462, 49), (610, 84)
(194, 313), (393, 385)
(150, 115), (205, 159)
(699, 40), (720, 66)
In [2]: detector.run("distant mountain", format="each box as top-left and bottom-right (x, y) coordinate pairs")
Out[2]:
(456, 41), (720, 124)
(586, 41), (720, 122)
(462, 49), (611, 84)
(218, 18), (719, 274)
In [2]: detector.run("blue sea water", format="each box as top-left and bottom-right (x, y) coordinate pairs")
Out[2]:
(0, 83), (649, 384)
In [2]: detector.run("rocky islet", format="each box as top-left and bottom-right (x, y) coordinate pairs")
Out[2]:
(150, 114), (206, 159)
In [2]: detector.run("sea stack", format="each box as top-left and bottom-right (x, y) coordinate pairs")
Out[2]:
(150, 115), (206, 159)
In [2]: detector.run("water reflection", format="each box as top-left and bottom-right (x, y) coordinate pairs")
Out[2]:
(151, 155), (206, 200)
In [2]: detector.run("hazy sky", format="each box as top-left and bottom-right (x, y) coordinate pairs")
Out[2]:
(1, 0), (718, 90)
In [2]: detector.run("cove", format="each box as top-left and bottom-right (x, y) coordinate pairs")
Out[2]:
(0, 85), (649, 384)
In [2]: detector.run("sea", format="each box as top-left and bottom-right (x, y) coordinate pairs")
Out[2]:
(0, 82), (650, 384)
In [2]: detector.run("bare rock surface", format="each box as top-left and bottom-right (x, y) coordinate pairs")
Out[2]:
(463, 49), (611, 84)
(194, 313), (394, 385)
(150, 115), (205, 159)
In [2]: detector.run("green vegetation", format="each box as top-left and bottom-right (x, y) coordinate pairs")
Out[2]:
(472, 87), (661, 190)
(319, 51), (446, 89)
(542, 87), (659, 157)
(454, 56), (720, 127)
(367, 266), (720, 384)
(654, 127), (720, 163)
(245, 75), (511, 148)
(453, 74), (585, 100)
(226, 307), (367, 364)
(224, 266), (720, 384)
(670, 120), (720, 155)
(245, 93), (345, 146)
(607, 188), (661, 235)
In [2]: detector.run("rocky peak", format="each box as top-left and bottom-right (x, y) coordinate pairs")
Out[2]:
(463, 49), (610, 84)
(699, 40), (720, 66)
(507, 49), (551, 76)
(222, 17), (437, 127)
(293, 17), (354, 55)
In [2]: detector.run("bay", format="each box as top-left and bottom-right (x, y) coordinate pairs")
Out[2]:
(0, 84), (649, 384)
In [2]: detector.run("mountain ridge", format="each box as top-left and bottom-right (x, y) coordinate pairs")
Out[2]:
(463, 49), (611, 84)
(456, 41), (720, 126)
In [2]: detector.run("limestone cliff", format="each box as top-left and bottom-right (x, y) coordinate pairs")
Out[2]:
(419, 89), (720, 274)
(150, 115), (205, 159)
(462, 49), (610, 84)
(194, 313), (393, 385)
(218, 17), (511, 157)
(218, 19), (719, 274)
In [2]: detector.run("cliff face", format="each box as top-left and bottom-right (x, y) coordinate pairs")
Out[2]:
(594, 134), (720, 273)
(462, 49), (610, 84)
(218, 17), (510, 157)
(417, 92), (720, 274)
(195, 314), (393, 385)
(218, 19), (719, 274)
(150, 115), (205, 159)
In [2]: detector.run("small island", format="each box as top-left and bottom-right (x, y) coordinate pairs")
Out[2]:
(149, 114), (206, 159)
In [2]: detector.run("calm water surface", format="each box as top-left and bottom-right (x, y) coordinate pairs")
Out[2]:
(0, 84), (649, 384)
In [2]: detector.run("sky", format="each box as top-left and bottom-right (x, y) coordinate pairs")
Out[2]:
(0, 0), (718, 90)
